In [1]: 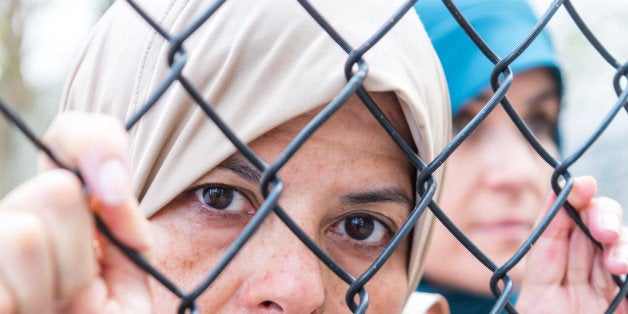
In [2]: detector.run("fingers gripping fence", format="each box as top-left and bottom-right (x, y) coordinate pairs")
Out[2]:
(0, 0), (627, 313)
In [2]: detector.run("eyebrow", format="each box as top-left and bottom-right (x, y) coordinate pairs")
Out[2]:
(217, 154), (414, 209)
(341, 187), (414, 209)
(475, 87), (559, 109)
(527, 88), (559, 109)
(217, 154), (262, 185)
(474, 91), (492, 104)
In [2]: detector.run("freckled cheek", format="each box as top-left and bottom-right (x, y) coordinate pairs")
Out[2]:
(367, 254), (408, 312)
(320, 236), (408, 309)
(147, 220), (247, 311)
(363, 241), (410, 304)
(148, 217), (234, 290)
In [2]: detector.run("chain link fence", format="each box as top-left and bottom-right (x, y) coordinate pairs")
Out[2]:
(0, 0), (627, 313)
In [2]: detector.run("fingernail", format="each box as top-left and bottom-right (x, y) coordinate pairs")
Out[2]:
(612, 243), (628, 264)
(601, 210), (621, 234)
(98, 159), (131, 206)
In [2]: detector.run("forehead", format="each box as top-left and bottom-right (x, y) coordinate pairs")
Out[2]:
(264, 93), (413, 151)
(464, 67), (560, 115)
(245, 92), (415, 186)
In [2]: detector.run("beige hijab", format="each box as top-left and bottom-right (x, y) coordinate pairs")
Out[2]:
(61, 0), (450, 305)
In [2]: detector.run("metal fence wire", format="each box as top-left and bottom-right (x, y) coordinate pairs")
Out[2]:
(1, 0), (627, 313)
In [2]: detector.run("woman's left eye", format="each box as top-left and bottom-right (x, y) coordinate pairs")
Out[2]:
(332, 214), (391, 244)
(194, 185), (250, 212)
(526, 113), (558, 142)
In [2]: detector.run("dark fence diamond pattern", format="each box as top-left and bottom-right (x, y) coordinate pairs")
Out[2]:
(0, 0), (626, 313)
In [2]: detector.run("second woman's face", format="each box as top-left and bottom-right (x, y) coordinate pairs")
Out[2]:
(423, 68), (561, 294)
(147, 93), (415, 312)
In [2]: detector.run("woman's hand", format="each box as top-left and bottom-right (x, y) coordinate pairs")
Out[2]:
(0, 112), (153, 313)
(517, 176), (628, 313)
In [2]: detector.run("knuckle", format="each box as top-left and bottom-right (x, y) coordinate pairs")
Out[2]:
(37, 170), (86, 209)
(60, 111), (127, 139)
(2, 211), (48, 261)
(45, 112), (129, 160)
(0, 169), (83, 213)
(0, 212), (52, 314)
(0, 169), (87, 224)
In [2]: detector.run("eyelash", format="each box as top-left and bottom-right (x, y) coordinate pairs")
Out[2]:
(452, 112), (474, 135)
(328, 212), (395, 253)
(453, 110), (557, 141)
(188, 183), (258, 222)
(187, 184), (399, 254)
(525, 112), (558, 140)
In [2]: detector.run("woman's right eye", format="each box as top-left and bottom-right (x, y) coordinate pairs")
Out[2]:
(194, 185), (254, 213)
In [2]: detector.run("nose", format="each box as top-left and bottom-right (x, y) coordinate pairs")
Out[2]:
(477, 123), (544, 193)
(238, 216), (327, 313)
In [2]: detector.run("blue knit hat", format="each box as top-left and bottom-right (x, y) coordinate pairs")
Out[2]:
(414, 0), (561, 114)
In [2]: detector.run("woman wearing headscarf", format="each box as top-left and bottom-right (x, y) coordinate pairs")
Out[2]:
(0, 0), (626, 313)
(414, 0), (627, 313)
(0, 0), (450, 312)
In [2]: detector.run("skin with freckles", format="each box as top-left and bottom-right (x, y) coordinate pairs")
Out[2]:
(0, 85), (627, 314)
(422, 68), (561, 294)
(148, 93), (414, 313)
(0, 65), (627, 314)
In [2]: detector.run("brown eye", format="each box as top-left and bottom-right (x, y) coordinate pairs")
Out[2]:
(345, 215), (375, 240)
(194, 185), (248, 211)
(333, 213), (389, 243)
(202, 187), (233, 209)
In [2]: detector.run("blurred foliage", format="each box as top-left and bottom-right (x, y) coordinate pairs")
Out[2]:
(1, 0), (115, 196)
(0, 0), (34, 196)
(0, 0), (33, 109)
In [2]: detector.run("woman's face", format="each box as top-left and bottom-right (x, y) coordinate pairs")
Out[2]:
(423, 68), (560, 294)
(148, 93), (414, 312)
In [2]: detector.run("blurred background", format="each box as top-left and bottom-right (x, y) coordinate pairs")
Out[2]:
(0, 0), (627, 218)
(0, 0), (109, 194)
(527, 0), (628, 216)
